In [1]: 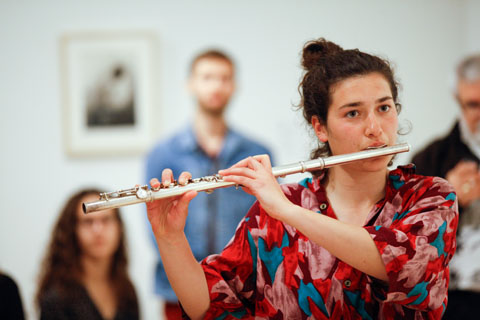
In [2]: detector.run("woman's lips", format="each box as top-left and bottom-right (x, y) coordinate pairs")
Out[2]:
(366, 144), (387, 150)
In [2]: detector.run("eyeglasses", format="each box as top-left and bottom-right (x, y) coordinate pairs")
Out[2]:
(462, 100), (480, 112)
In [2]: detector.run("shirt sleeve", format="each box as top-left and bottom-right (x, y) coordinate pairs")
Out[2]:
(365, 176), (458, 312)
(199, 203), (261, 319)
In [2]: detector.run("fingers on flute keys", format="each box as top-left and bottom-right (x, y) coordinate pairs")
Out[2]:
(149, 178), (161, 190)
(161, 168), (173, 187)
(151, 169), (192, 189)
(254, 154), (272, 171)
(178, 171), (192, 186)
(238, 155), (272, 171)
(221, 155), (271, 178)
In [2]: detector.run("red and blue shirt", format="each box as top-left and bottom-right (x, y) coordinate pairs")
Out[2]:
(199, 165), (458, 319)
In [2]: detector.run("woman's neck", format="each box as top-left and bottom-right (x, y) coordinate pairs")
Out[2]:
(193, 108), (227, 158)
(81, 255), (112, 284)
(80, 255), (118, 320)
(325, 166), (388, 224)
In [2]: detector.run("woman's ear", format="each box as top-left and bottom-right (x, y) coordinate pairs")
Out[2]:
(311, 116), (328, 142)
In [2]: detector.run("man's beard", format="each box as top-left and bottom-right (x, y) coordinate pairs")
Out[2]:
(462, 116), (480, 145)
(473, 122), (480, 145)
(460, 113), (480, 156)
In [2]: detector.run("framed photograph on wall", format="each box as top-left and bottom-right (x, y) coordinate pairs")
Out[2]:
(60, 31), (156, 156)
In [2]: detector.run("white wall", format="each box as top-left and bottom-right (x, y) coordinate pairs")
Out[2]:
(466, 0), (480, 53)
(0, 0), (476, 319)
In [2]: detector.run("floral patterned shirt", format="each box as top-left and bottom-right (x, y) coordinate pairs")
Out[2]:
(199, 165), (458, 319)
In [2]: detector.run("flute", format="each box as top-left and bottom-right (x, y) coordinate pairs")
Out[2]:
(83, 143), (410, 214)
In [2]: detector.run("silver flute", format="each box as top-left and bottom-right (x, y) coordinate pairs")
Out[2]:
(83, 143), (410, 214)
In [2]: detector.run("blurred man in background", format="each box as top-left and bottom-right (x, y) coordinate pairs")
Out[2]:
(145, 49), (273, 319)
(412, 53), (480, 319)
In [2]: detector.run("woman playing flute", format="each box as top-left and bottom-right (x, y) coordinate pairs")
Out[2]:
(146, 38), (458, 319)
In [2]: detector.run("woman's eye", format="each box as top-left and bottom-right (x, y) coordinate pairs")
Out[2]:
(346, 110), (359, 118)
(379, 105), (391, 112)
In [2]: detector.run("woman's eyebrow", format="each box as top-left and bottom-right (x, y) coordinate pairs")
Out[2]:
(339, 101), (362, 108)
(376, 96), (393, 103)
(340, 96), (393, 109)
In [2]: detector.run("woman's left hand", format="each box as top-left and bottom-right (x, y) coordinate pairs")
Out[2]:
(219, 155), (293, 220)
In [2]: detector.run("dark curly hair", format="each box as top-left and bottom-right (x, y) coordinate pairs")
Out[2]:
(298, 38), (401, 161)
(36, 188), (137, 314)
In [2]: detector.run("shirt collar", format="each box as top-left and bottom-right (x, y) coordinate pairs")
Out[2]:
(310, 164), (415, 209)
(176, 125), (199, 152)
(177, 124), (243, 159)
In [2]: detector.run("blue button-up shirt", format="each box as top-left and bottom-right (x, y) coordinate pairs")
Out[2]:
(145, 125), (273, 302)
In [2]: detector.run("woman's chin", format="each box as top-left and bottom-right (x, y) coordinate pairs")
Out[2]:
(356, 158), (391, 172)
(84, 247), (115, 261)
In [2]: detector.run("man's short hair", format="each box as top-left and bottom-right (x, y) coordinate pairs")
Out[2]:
(457, 53), (480, 82)
(189, 49), (234, 74)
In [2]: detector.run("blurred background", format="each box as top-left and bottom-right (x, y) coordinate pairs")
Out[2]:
(1, 0), (479, 318)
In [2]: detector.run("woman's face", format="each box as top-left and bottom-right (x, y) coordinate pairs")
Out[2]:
(313, 72), (398, 171)
(76, 194), (121, 261)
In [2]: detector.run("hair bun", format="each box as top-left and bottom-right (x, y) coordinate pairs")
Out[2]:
(301, 38), (344, 70)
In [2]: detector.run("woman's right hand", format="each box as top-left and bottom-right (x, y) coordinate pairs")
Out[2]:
(146, 169), (197, 244)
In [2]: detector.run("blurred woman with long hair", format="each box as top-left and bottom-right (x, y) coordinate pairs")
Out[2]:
(36, 188), (139, 320)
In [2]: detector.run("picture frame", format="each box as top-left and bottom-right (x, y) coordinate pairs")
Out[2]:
(60, 31), (157, 157)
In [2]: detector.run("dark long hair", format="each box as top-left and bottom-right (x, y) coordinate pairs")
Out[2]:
(36, 188), (137, 313)
(298, 38), (401, 161)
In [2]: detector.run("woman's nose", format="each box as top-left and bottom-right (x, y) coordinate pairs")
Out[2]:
(365, 113), (382, 137)
(91, 219), (105, 232)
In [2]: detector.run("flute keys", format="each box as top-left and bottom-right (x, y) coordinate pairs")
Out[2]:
(100, 187), (140, 200)
(165, 180), (178, 188)
(136, 186), (148, 199)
